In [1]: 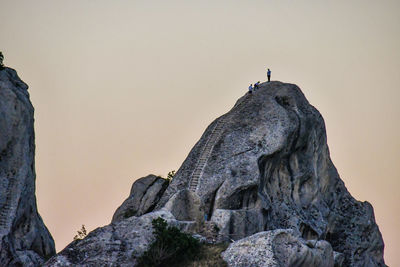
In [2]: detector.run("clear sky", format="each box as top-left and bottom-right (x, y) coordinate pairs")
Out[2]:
(1, 0), (399, 265)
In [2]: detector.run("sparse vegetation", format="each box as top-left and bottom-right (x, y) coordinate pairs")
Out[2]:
(177, 243), (229, 267)
(73, 225), (87, 241)
(156, 170), (175, 183)
(137, 217), (229, 267)
(137, 217), (200, 267)
(166, 170), (176, 183)
(0, 51), (4, 68)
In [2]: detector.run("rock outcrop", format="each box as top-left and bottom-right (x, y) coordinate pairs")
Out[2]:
(0, 68), (55, 266)
(112, 174), (169, 223)
(46, 81), (385, 266)
(158, 81), (385, 266)
(222, 229), (334, 267)
(44, 210), (194, 267)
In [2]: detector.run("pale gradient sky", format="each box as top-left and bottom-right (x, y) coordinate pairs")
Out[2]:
(1, 0), (399, 265)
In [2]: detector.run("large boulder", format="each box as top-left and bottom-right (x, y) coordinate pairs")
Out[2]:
(156, 81), (385, 266)
(112, 175), (169, 223)
(0, 68), (55, 266)
(222, 229), (334, 267)
(164, 189), (204, 222)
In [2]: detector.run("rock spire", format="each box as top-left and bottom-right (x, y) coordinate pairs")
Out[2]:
(0, 68), (55, 266)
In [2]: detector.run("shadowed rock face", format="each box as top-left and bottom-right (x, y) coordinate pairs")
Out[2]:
(157, 81), (385, 266)
(0, 68), (55, 266)
(111, 175), (169, 223)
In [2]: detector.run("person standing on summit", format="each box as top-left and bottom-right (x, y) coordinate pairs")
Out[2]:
(248, 84), (253, 94)
(267, 68), (271, 82)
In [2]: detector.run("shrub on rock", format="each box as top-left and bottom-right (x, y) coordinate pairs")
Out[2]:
(137, 217), (200, 267)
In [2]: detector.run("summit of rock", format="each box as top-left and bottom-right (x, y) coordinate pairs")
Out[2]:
(46, 81), (385, 266)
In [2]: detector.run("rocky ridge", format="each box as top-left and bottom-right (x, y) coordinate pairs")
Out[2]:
(0, 68), (55, 266)
(46, 81), (385, 266)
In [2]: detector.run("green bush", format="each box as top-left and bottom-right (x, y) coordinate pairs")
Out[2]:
(73, 225), (87, 241)
(166, 170), (176, 183)
(0, 51), (4, 68)
(137, 217), (200, 267)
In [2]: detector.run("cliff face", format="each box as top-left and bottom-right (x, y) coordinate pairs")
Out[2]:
(46, 81), (385, 266)
(0, 68), (55, 266)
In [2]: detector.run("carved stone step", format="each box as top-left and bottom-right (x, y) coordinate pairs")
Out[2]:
(186, 108), (248, 192)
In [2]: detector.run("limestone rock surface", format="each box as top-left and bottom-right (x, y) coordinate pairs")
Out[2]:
(0, 68), (55, 266)
(112, 174), (169, 223)
(157, 81), (385, 266)
(46, 81), (385, 266)
(44, 210), (194, 267)
(222, 229), (334, 267)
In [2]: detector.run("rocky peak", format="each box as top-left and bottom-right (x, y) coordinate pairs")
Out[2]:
(0, 68), (55, 266)
(158, 81), (385, 266)
(46, 81), (385, 266)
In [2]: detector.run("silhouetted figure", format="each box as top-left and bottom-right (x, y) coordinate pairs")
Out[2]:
(248, 84), (253, 94)
(267, 68), (271, 82)
(254, 81), (260, 91)
(0, 52), (4, 70)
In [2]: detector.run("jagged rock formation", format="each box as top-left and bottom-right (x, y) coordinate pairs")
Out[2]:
(222, 229), (334, 267)
(158, 81), (385, 266)
(112, 175), (169, 223)
(46, 81), (385, 266)
(0, 68), (55, 266)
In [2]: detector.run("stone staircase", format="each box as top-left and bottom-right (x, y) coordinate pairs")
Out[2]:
(188, 116), (227, 192)
(0, 178), (16, 232)
(188, 94), (251, 192)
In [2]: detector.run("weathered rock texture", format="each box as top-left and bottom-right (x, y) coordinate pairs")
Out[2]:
(44, 210), (194, 267)
(46, 81), (385, 266)
(112, 174), (169, 223)
(0, 68), (55, 266)
(158, 81), (385, 266)
(222, 229), (334, 267)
